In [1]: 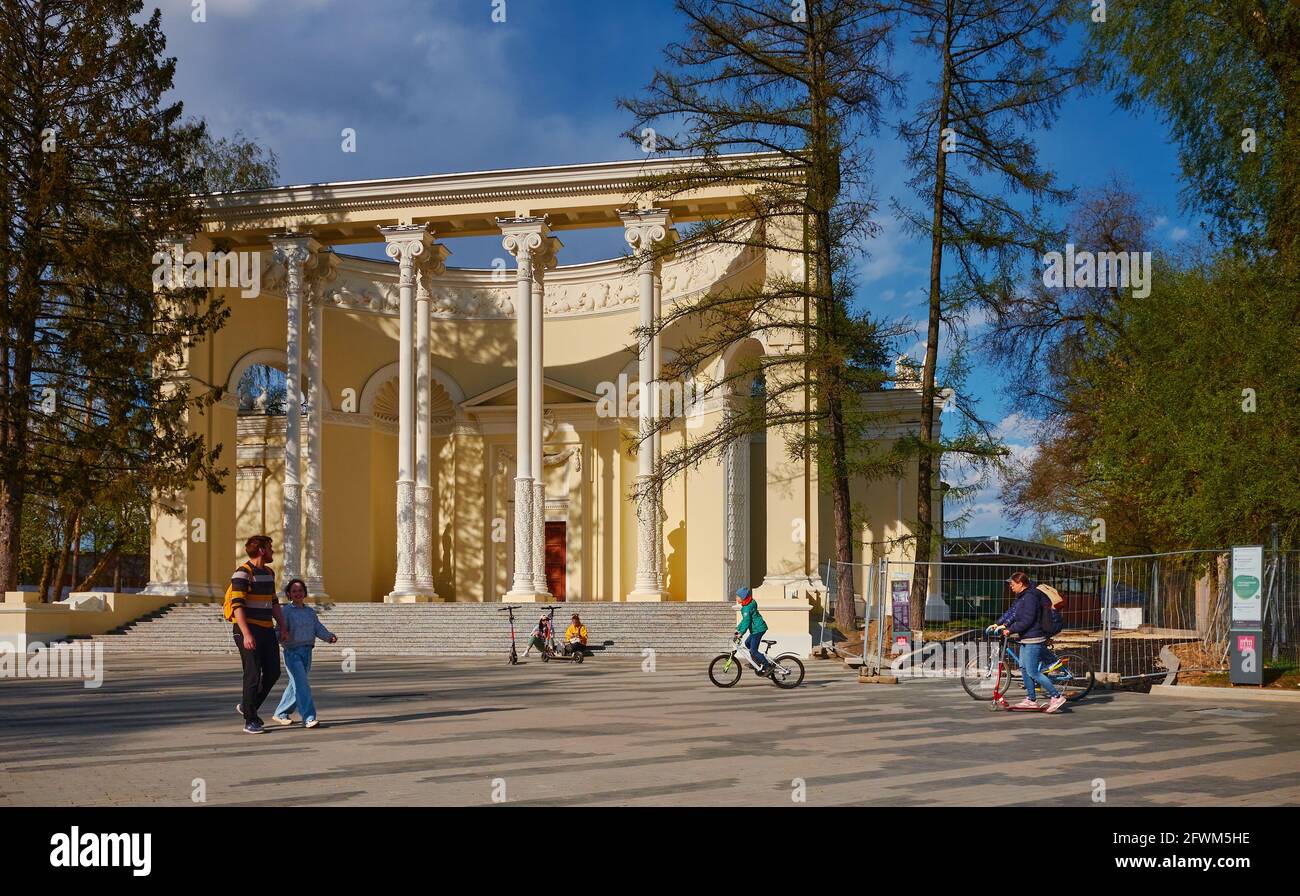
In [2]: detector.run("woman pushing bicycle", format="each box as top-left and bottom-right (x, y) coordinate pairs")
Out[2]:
(986, 571), (1067, 713)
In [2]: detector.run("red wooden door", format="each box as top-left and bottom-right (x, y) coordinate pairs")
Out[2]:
(545, 521), (566, 601)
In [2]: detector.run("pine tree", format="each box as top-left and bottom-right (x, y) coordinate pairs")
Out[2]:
(0, 1), (262, 590)
(894, 0), (1079, 627)
(621, 0), (907, 632)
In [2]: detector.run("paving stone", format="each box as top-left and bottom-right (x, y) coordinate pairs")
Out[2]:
(2, 655), (1298, 806)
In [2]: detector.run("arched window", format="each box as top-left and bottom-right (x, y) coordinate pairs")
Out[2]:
(236, 363), (303, 416)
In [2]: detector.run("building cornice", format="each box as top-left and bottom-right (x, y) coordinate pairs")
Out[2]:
(199, 153), (796, 230)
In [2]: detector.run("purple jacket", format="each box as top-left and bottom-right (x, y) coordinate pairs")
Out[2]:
(997, 586), (1051, 640)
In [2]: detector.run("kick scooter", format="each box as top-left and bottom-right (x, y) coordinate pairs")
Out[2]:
(497, 605), (520, 665)
(988, 630), (1052, 712)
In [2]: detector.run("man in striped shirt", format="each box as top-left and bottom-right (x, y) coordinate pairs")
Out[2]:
(231, 534), (286, 734)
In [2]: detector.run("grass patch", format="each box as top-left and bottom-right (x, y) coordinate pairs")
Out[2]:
(1183, 664), (1300, 689)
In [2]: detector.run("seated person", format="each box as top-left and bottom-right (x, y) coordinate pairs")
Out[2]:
(521, 615), (551, 658)
(563, 614), (589, 656)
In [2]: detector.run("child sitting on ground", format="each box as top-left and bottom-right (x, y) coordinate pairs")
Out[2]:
(563, 613), (589, 656)
(521, 614), (551, 658)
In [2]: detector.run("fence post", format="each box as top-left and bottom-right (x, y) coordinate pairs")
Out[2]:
(817, 559), (830, 653)
(877, 558), (889, 674)
(1103, 555), (1115, 676)
(862, 559), (874, 667)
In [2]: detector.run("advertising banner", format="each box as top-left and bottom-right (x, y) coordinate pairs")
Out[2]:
(1231, 546), (1264, 627)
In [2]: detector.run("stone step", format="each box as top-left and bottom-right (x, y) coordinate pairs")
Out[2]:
(91, 646), (722, 657)
(83, 601), (740, 657)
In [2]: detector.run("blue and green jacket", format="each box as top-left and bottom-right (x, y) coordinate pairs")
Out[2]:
(736, 598), (768, 636)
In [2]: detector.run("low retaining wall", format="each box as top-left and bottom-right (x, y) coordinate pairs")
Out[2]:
(0, 592), (174, 651)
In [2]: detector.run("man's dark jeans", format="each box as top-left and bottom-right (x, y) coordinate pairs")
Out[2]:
(234, 624), (281, 723)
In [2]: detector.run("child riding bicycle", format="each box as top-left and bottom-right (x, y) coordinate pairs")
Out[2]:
(734, 586), (773, 675)
(986, 571), (1067, 713)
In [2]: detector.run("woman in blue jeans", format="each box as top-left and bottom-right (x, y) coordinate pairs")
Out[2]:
(273, 579), (338, 728)
(988, 571), (1066, 713)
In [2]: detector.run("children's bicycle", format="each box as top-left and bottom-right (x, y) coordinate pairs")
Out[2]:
(960, 630), (1095, 703)
(709, 634), (805, 689)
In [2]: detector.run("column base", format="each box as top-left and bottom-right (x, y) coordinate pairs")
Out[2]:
(625, 589), (668, 603)
(502, 590), (552, 604)
(384, 591), (442, 604)
(754, 574), (824, 602)
(740, 589), (814, 659)
(138, 581), (222, 601)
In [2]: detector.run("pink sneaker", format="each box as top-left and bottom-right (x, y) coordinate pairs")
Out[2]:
(1045, 695), (1067, 713)
(1013, 698), (1040, 710)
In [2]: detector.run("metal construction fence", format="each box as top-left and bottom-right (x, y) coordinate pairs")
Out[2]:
(824, 549), (1300, 682)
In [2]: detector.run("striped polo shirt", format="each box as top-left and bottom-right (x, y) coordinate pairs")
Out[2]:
(229, 562), (278, 629)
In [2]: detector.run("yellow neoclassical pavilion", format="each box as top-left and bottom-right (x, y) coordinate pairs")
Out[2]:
(142, 154), (938, 655)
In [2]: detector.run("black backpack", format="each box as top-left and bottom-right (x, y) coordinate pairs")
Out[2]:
(1037, 585), (1065, 637)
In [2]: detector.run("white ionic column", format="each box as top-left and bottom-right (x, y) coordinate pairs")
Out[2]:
(652, 273), (664, 591)
(303, 250), (338, 600)
(530, 235), (561, 596)
(498, 216), (550, 601)
(380, 224), (431, 601)
(270, 234), (320, 584)
(620, 209), (673, 602)
(413, 243), (450, 599)
(724, 400), (751, 598)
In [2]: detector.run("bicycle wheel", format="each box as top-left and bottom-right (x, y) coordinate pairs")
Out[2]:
(709, 653), (742, 688)
(1050, 653), (1095, 701)
(770, 654), (805, 689)
(960, 652), (1002, 700)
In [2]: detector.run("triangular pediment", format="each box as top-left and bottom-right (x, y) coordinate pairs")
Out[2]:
(461, 377), (601, 409)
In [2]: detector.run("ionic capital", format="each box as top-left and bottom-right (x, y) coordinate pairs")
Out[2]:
(415, 243), (453, 301)
(379, 224), (432, 286)
(497, 216), (551, 269)
(619, 208), (675, 256)
(306, 250), (340, 307)
(270, 233), (322, 271)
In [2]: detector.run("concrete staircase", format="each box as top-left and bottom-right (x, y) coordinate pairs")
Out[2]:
(82, 602), (739, 659)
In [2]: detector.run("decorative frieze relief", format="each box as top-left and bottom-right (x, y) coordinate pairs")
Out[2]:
(265, 237), (764, 321)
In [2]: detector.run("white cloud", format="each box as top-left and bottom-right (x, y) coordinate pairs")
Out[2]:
(1169, 226), (1190, 241)
(156, 1), (629, 186)
(861, 216), (923, 284)
(993, 411), (1040, 441)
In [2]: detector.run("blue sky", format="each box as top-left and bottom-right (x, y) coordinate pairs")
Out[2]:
(157, 0), (1199, 539)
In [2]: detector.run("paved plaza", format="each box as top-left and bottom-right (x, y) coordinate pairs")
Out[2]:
(3, 654), (1300, 807)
